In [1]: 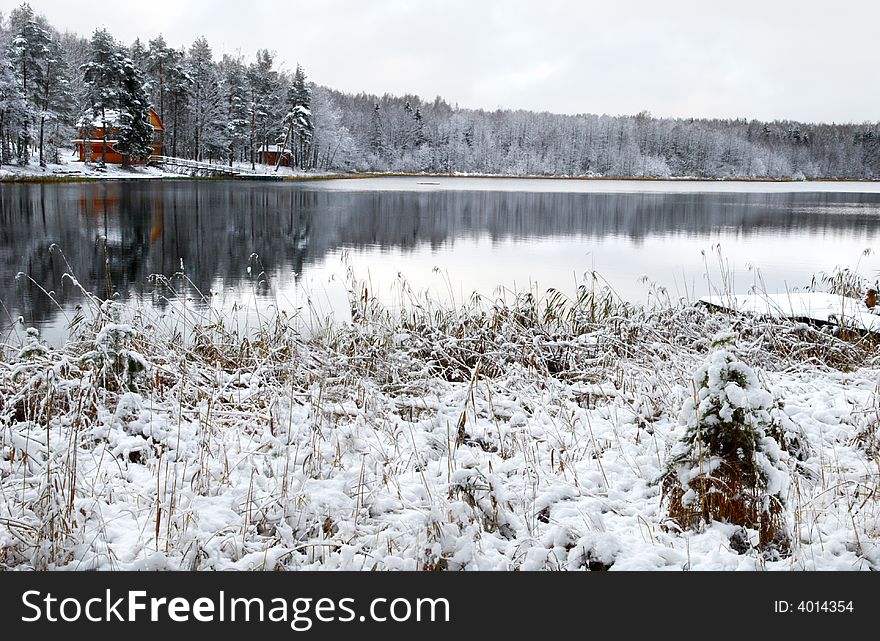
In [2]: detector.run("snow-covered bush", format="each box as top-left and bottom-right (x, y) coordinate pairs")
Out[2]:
(662, 331), (790, 554)
(17, 327), (49, 361)
(80, 303), (148, 391)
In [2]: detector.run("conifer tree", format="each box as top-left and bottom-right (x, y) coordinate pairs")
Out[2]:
(82, 29), (151, 166)
(284, 63), (313, 168)
(82, 28), (123, 166)
(8, 2), (50, 164)
(369, 102), (384, 158)
(0, 39), (28, 165)
(220, 54), (249, 166)
(163, 52), (191, 158)
(146, 34), (175, 124)
(38, 36), (74, 165)
(186, 37), (227, 161)
(662, 332), (791, 555)
(115, 56), (153, 165)
(246, 49), (280, 167)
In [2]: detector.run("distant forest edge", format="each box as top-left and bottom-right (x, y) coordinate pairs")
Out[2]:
(1, 3), (879, 179)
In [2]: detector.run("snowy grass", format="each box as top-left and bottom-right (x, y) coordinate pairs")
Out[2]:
(1, 268), (879, 570)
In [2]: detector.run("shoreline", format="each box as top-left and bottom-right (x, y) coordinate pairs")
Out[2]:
(3, 167), (880, 185)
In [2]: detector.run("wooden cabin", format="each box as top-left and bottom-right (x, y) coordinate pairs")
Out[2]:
(257, 143), (292, 167)
(73, 109), (164, 164)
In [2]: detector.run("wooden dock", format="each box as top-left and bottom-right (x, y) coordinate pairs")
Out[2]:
(149, 155), (243, 176)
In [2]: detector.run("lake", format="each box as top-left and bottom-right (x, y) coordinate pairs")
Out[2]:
(2, 176), (880, 344)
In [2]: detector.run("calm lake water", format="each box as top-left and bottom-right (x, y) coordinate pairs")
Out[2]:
(2, 177), (880, 344)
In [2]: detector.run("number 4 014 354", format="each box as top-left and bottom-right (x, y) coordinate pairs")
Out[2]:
(774, 601), (854, 613)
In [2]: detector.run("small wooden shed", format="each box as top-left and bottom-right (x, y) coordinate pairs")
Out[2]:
(257, 144), (292, 167)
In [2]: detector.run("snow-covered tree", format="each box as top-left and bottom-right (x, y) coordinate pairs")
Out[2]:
(82, 29), (151, 166)
(37, 35), (74, 165)
(661, 332), (790, 555)
(246, 49), (281, 168)
(115, 55), (153, 165)
(220, 54), (250, 165)
(186, 37), (227, 161)
(145, 34), (175, 123)
(0, 30), (28, 166)
(311, 85), (356, 170)
(7, 2), (51, 164)
(282, 63), (313, 168)
(128, 37), (147, 70)
(369, 102), (384, 160)
(162, 51), (191, 158)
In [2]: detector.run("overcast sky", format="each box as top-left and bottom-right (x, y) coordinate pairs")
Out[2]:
(3, 0), (878, 123)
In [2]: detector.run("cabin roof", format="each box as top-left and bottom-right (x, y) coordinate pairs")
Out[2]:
(76, 108), (164, 131)
(257, 144), (291, 153)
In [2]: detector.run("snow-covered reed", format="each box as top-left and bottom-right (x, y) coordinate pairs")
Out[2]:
(1, 269), (879, 570)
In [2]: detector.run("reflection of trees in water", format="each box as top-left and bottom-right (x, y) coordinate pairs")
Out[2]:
(1, 182), (879, 326)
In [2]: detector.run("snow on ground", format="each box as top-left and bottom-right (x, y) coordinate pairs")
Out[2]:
(5, 156), (880, 190)
(1, 289), (878, 571)
(0, 154), (337, 180)
(0, 157), (179, 180)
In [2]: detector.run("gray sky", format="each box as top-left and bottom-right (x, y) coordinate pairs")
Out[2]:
(5, 0), (878, 123)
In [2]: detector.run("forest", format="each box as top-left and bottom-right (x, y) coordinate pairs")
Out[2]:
(1, 2), (879, 178)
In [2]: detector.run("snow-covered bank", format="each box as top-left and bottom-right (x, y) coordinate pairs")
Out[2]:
(0, 159), (179, 181)
(1, 284), (879, 571)
(5, 159), (880, 191)
(0, 155), (345, 182)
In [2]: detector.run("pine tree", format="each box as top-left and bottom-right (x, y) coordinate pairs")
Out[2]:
(8, 2), (51, 164)
(186, 37), (226, 161)
(115, 55), (153, 165)
(38, 36), (74, 165)
(283, 63), (313, 168)
(82, 29), (151, 166)
(0, 14), (28, 167)
(146, 35), (175, 125)
(0, 46), (28, 166)
(370, 102), (384, 158)
(82, 29), (124, 166)
(412, 106), (427, 147)
(220, 54), (249, 165)
(129, 38), (147, 69)
(246, 49), (280, 168)
(163, 54), (191, 158)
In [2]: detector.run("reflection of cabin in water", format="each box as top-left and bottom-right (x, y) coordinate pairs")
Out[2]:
(73, 109), (164, 164)
(257, 144), (292, 167)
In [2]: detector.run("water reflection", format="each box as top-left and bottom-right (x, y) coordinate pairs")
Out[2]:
(1, 180), (880, 340)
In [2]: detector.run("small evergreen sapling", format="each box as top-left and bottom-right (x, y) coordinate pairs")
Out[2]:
(18, 326), (49, 361)
(662, 331), (790, 554)
(80, 303), (148, 391)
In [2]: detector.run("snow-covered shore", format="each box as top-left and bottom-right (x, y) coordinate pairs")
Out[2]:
(0, 156), (341, 181)
(4, 158), (880, 190)
(1, 281), (878, 571)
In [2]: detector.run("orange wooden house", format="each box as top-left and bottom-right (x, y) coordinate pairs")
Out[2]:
(257, 143), (292, 167)
(73, 109), (164, 164)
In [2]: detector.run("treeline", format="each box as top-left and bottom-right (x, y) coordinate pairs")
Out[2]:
(1, 3), (879, 177)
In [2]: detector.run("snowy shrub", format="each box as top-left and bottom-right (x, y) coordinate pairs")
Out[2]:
(661, 331), (791, 554)
(17, 327), (49, 361)
(80, 303), (148, 391)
